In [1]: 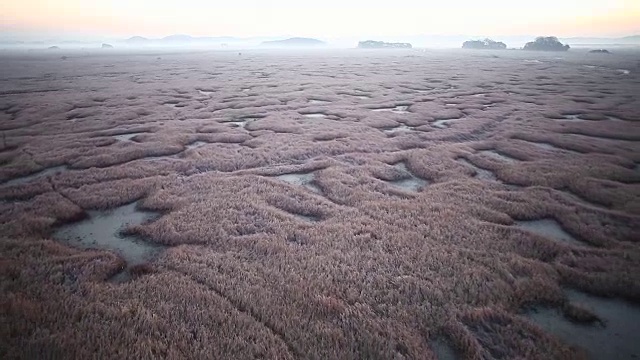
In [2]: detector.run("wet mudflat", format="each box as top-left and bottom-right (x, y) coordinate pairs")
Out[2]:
(383, 124), (415, 134)
(275, 172), (322, 194)
(456, 158), (498, 181)
(302, 113), (327, 119)
(433, 117), (464, 129)
(226, 118), (258, 128)
(528, 290), (640, 360)
(113, 132), (145, 141)
(430, 340), (458, 360)
(53, 202), (163, 280)
(371, 105), (410, 114)
(308, 99), (330, 104)
(515, 218), (584, 246)
(2, 165), (68, 186)
(386, 162), (428, 192)
(184, 141), (207, 150)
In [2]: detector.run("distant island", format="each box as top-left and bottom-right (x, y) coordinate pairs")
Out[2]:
(589, 49), (610, 54)
(260, 37), (326, 47)
(3, 33), (638, 50)
(462, 39), (506, 50)
(101, 43), (113, 49)
(524, 37), (570, 51)
(358, 40), (412, 49)
(125, 36), (150, 44)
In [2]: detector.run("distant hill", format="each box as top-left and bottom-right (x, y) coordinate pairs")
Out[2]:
(122, 35), (242, 46)
(358, 40), (412, 49)
(561, 35), (640, 45)
(125, 36), (150, 44)
(261, 37), (326, 47)
(621, 35), (640, 41)
(161, 34), (195, 42)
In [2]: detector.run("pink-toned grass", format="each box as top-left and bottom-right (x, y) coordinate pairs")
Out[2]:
(1, 49), (639, 359)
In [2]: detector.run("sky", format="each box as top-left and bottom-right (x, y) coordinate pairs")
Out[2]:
(2, 0), (640, 40)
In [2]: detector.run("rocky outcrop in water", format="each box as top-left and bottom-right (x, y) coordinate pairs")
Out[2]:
(524, 36), (570, 51)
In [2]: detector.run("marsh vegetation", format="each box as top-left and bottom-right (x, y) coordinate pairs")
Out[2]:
(0, 48), (639, 359)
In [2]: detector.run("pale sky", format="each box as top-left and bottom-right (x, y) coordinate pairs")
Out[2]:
(2, 0), (640, 39)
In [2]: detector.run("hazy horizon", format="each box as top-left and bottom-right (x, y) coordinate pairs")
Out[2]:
(3, 0), (640, 42)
